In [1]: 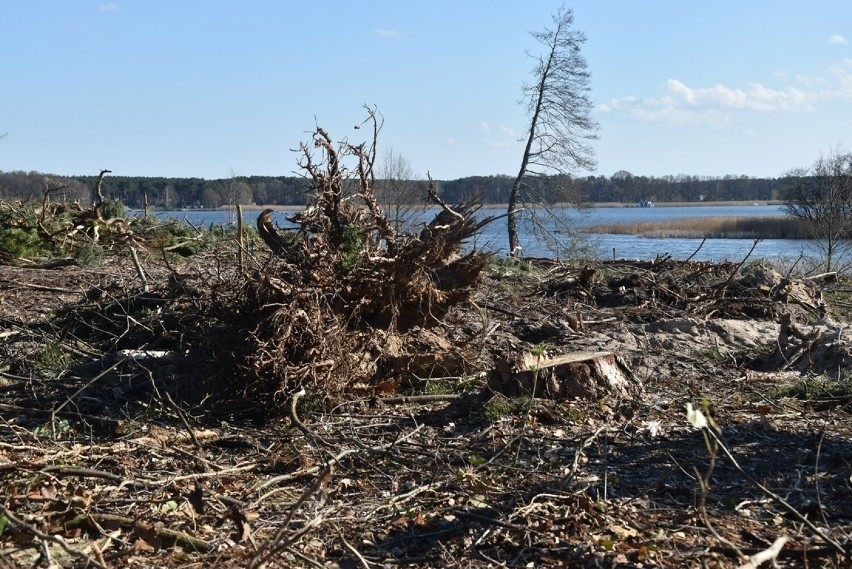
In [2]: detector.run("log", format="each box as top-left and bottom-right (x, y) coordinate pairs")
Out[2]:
(490, 350), (640, 400)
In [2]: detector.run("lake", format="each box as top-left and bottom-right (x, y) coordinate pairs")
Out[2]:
(149, 204), (821, 263)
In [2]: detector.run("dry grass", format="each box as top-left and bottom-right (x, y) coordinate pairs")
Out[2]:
(587, 215), (807, 239)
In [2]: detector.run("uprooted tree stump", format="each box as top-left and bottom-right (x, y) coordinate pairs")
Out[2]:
(217, 107), (498, 412)
(490, 350), (641, 400)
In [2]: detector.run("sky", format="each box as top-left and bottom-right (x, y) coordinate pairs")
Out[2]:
(2, 1), (851, 181)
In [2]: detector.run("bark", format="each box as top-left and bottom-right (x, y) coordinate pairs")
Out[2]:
(491, 350), (640, 400)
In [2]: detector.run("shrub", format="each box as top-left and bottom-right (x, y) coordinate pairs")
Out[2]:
(100, 199), (126, 220)
(75, 242), (103, 266)
(0, 226), (52, 259)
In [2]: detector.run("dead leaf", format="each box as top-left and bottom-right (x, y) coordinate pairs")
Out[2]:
(375, 378), (402, 394)
(469, 494), (488, 508)
(133, 521), (163, 550)
(609, 524), (638, 539)
(135, 537), (157, 551)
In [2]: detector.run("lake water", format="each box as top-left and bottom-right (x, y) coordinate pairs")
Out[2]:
(149, 204), (821, 263)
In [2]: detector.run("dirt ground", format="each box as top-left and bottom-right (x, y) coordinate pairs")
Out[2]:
(0, 254), (850, 568)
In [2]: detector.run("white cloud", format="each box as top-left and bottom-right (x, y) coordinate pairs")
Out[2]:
(828, 34), (848, 45)
(794, 74), (824, 87)
(602, 92), (728, 126)
(601, 75), (826, 126)
(375, 28), (402, 39)
(823, 61), (852, 99)
(663, 78), (812, 111)
(99, 3), (119, 11)
(480, 122), (519, 147)
(443, 137), (460, 146)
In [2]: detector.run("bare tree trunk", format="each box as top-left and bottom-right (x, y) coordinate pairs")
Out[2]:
(506, 189), (521, 256)
(236, 203), (244, 276)
(508, 46), (552, 257)
(93, 169), (111, 220)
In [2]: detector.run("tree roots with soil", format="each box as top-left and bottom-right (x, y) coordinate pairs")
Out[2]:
(214, 108), (497, 411)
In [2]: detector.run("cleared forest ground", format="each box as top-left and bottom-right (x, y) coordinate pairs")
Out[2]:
(1, 250), (850, 568)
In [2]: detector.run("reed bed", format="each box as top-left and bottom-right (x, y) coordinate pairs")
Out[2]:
(586, 215), (808, 239)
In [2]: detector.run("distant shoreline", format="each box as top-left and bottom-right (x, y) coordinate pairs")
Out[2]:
(145, 200), (785, 212)
(583, 200), (784, 208)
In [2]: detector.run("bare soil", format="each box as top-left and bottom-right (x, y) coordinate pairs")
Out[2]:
(1, 254), (850, 568)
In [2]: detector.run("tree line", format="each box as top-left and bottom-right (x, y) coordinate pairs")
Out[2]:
(0, 169), (788, 209)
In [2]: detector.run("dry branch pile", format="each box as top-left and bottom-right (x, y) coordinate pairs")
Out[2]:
(541, 257), (827, 322)
(0, 170), (136, 268)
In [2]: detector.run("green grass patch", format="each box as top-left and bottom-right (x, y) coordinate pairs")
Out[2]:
(479, 393), (521, 423)
(409, 374), (482, 396)
(772, 372), (852, 408)
(486, 256), (548, 288)
(33, 340), (72, 375)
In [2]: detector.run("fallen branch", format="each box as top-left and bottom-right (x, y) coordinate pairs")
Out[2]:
(737, 536), (789, 569)
(165, 391), (203, 451)
(63, 512), (213, 552)
(379, 393), (462, 404)
(52, 357), (129, 429)
(249, 462), (334, 568)
(0, 504), (108, 568)
(561, 425), (609, 489)
(129, 245), (149, 292)
(715, 238), (761, 298)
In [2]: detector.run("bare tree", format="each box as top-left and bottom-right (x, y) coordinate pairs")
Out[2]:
(508, 5), (598, 256)
(783, 149), (852, 271)
(375, 147), (421, 231)
(216, 169), (253, 223)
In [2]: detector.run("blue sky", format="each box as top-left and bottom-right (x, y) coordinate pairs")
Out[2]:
(2, 1), (851, 180)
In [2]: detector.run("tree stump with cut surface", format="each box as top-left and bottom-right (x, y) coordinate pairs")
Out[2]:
(490, 350), (640, 400)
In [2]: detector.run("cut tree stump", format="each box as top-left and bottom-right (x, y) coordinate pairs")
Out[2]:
(490, 350), (640, 400)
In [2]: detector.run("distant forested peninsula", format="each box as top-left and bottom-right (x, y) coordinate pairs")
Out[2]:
(0, 170), (786, 208)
